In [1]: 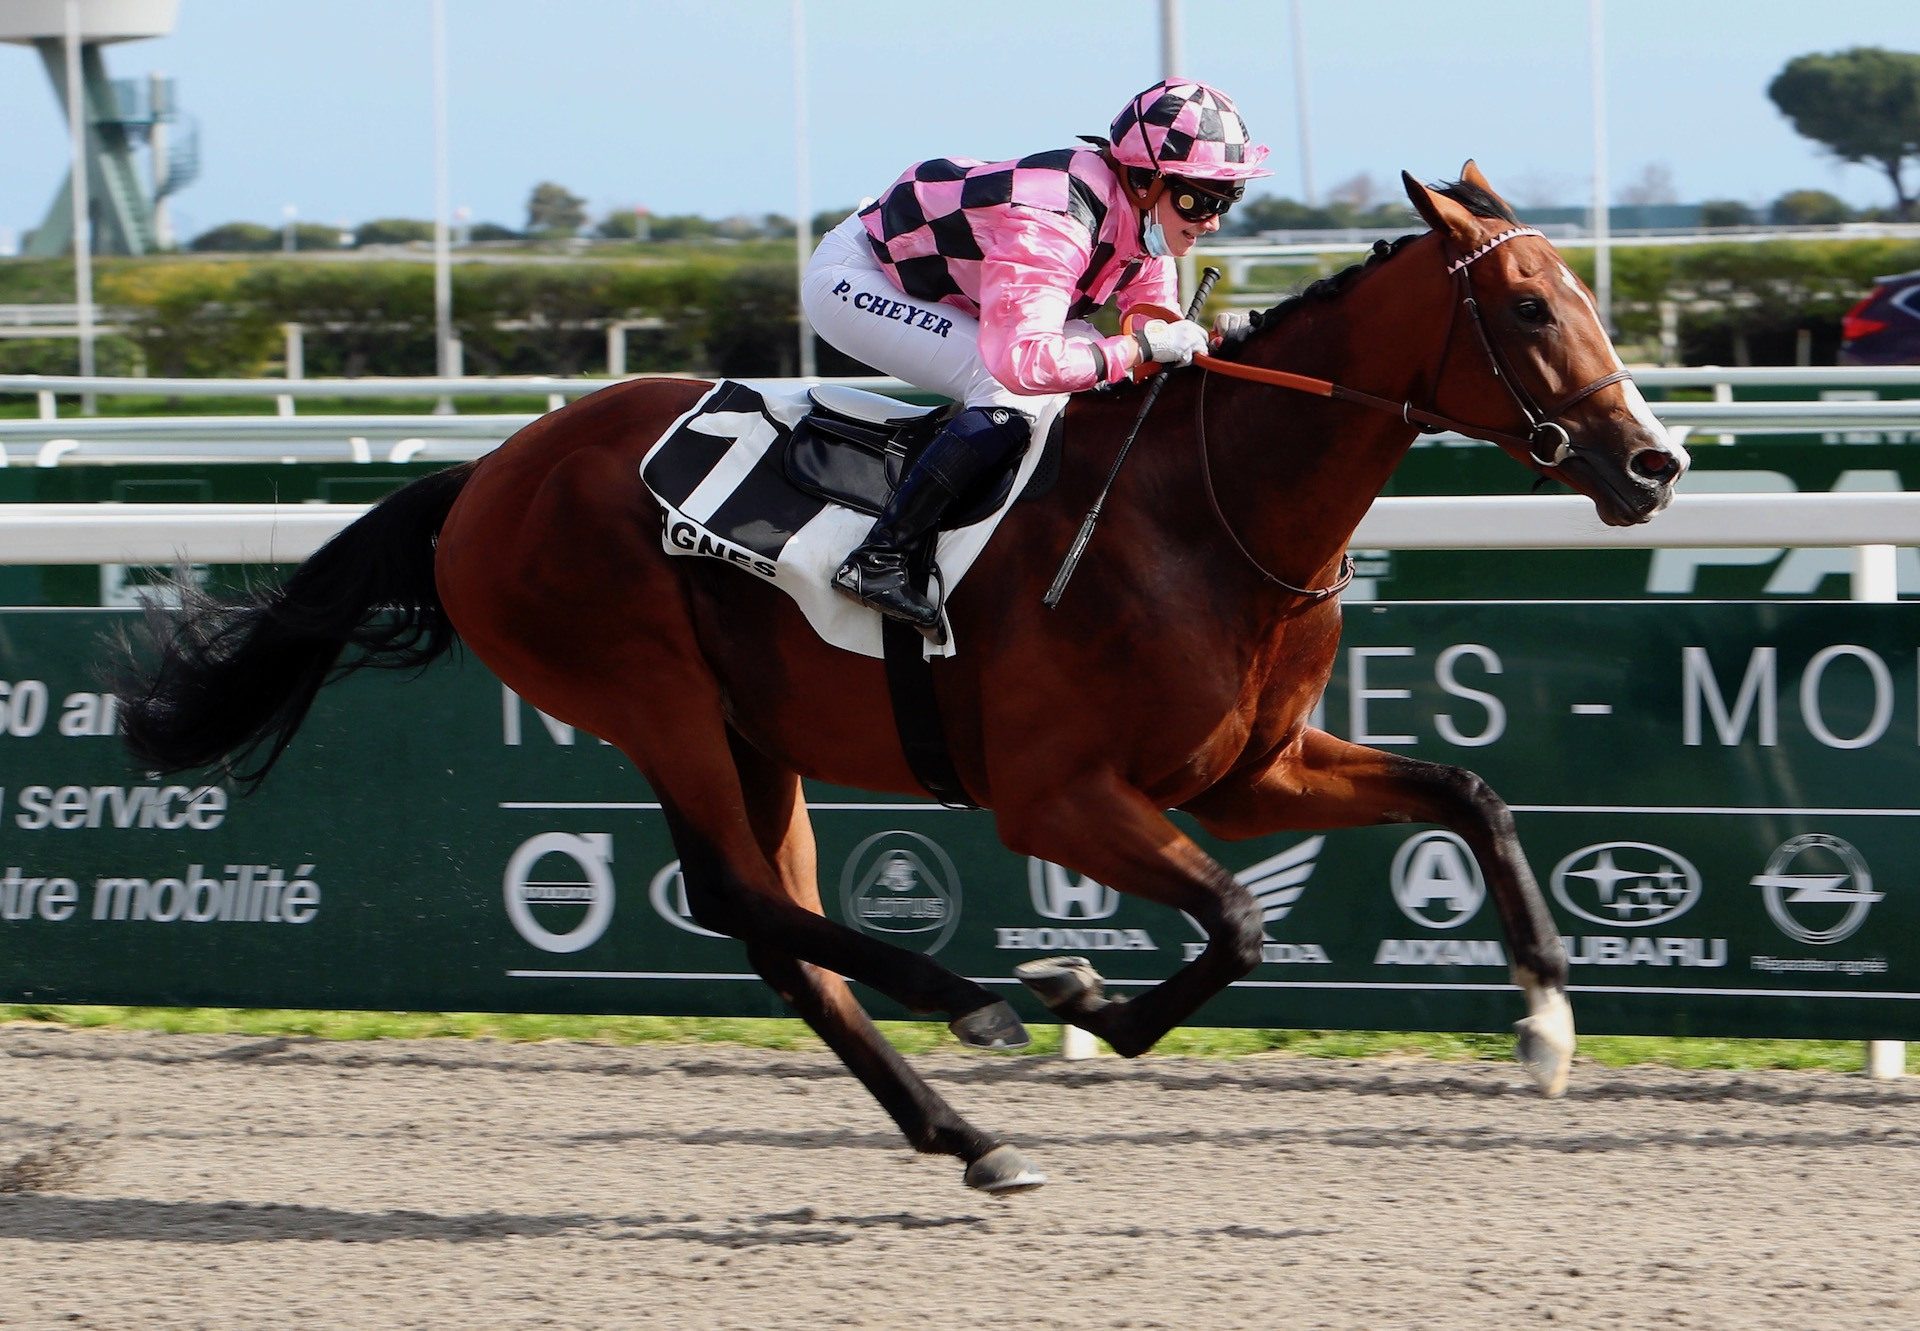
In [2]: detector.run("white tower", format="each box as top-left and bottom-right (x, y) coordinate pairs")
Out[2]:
(0, 1), (184, 255)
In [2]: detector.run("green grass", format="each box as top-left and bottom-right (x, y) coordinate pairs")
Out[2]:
(1, 1005), (1905, 1074)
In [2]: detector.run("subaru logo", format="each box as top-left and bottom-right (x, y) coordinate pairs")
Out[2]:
(1550, 841), (1700, 928)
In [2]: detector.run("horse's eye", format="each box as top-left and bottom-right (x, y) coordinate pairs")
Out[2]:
(1515, 298), (1550, 325)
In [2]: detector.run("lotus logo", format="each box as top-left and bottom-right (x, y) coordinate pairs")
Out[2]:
(1751, 834), (1881, 946)
(502, 831), (615, 954)
(1550, 841), (1700, 928)
(838, 830), (961, 954)
(648, 860), (728, 939)
(1028, 861), (1120, 921)
(1390, 830), (1485, 929)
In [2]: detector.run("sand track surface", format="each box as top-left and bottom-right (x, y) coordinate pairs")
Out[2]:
(2, 1028), (1917, 1330)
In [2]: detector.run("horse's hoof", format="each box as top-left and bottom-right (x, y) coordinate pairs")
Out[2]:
(1514, 993), (1576, 1098)
(964, 1144), (1047, 1195)
(949, 1000), (1029, 1051)
(1012, 955), (1104, 1014)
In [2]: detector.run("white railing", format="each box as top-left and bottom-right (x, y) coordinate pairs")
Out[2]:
(3, 370), (1920, 467)
(4, 490), (1915, 567)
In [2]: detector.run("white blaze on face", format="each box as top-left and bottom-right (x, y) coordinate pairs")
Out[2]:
(1557, 264), (1689, 471)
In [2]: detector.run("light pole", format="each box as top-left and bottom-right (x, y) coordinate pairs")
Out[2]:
(1291, 0), (1316, 206)
(63, 0), (95, 412)
(791, 0), (816, 378)
(431, 0), (456, 401)
(1589, 0), (1612, 332)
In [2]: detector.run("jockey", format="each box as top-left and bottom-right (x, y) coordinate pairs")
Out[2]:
(803, 78), (1271, 635)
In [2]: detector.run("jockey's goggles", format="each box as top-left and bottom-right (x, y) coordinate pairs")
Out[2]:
(1167, 177), (1243, 223)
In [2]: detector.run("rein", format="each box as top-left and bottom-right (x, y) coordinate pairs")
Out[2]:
(1193, 226), (1630, 470)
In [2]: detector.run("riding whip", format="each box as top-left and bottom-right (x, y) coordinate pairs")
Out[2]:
(1043, 265), (1220, 608)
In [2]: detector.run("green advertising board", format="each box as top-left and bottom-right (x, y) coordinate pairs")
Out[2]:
(1, 603), (1914, 1039)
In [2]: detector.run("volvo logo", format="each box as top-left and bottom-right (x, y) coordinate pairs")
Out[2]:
(1751, 834), (1881, 946)
(502, 831), (615, 954)
(647, 860), (728, 939)
(1028, 860), (1120, 921)
(1390, 830), (1485, 929)
(839, 830), (961, 954)
(1550, 841), (1701, 928)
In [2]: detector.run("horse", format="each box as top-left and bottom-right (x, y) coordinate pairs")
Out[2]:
(112, 163), (1687, 1194)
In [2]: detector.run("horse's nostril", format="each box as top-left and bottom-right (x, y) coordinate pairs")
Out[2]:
(1632, 449), (1679, 482)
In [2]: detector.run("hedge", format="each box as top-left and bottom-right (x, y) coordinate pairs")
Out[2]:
(1, 236), (1916, 380)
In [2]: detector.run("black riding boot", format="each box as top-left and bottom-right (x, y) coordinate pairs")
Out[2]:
(833, 405), (1029, 635)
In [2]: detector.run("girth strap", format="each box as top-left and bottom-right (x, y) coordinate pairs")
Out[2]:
(881, 545), (976, 809)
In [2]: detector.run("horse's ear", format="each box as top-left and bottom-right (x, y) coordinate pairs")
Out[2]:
(1459, 159), (1499, 198)
(1401, 170), (1482, 251)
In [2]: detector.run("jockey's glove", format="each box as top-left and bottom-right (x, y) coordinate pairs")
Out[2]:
(1211, 309), (1262, 350)
(1134, 318), (1210, 367)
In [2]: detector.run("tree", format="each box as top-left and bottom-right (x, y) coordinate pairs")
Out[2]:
(354, 218), (435, 246)
(1768, 48), (1920, 218)
(1770, 189), (1853, 225)
(1617, 163), (1678, 207)
(188, 221), (279, 252)
(526, 181), (588, 237)
(1699, 200), (1757, 229)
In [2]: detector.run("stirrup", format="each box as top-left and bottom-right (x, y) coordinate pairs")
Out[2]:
(833, 550), (948, 643)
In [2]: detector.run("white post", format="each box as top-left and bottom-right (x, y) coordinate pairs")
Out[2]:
(149, 71), (172, 250)
(1588, 0), (1611, 333)
(791, 0), (816, 379)
(608, 323), (627, 377)
(64, 0), (96, 415)
(431, 0), (456, 413)
(1852, 542), (1905, 1080)
(1060, 1025), (1099, 1061)
(283, 322), (305, 380)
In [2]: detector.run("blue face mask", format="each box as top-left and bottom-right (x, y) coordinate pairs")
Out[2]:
(1142, 214), (1171, 258)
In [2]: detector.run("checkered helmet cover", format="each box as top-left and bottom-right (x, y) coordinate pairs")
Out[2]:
(1107, 79), (1271, 181)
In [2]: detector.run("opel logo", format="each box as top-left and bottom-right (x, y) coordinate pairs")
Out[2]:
(1550, 841), (1700, 928)
(1752, 834), (1881, 946)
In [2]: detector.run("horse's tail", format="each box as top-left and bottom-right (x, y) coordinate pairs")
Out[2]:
(111, 462), (476, 789)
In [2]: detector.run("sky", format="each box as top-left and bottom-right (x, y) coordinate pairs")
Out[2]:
(0, 0), (1915, 248)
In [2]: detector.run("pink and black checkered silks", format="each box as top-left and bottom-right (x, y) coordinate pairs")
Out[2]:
(1107, 80), (1272, 181)
(859, 147), (1140, 317)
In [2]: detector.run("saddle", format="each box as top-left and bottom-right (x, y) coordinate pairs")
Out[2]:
(784, 384), (1027, 527)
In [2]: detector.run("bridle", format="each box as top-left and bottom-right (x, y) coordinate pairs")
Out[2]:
(1190, 225), (1632, 601)
(1196, 226), (1632, 469)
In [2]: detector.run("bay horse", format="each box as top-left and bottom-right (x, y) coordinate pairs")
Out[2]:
(112, 164), (1686, 1193)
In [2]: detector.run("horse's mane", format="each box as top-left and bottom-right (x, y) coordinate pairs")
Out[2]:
(1216, 180), (1517, 354)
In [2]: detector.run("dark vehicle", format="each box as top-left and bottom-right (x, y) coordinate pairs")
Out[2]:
(1839, 270), (1920, 365)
